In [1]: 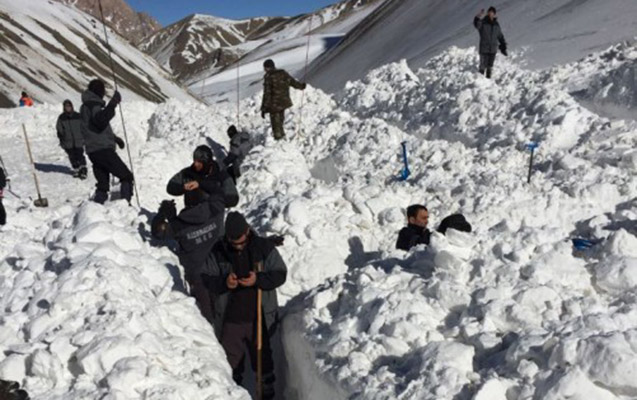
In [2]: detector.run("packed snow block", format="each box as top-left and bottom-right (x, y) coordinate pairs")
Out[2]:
(520, 243), (590, 291)
(0, 354), (26, 383)
(538, 368), (621, 400)
(620, 150), (637, 170)
(74, 336), (146, 378)
(594, 256), (637, 295)
(473, 378), (509, 400)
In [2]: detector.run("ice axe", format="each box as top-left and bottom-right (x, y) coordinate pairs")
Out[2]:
(22, 124), (48, 207)
(398, 141), (411, 181)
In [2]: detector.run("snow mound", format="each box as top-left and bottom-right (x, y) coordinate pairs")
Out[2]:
(0, 201), (248, 399)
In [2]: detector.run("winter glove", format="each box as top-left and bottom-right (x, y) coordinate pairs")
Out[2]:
(158, 199), (177, 220)
(261, 110), (266, 119)
(499, 44), (508, 56)
(115, 136), (125, 149)
(269, 235), (285, 247)
(301, 82), (307, 90)
(110, 90), (122, 106)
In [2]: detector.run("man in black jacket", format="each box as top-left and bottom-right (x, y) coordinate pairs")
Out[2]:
(203, 212), (287, 400)
(56, 100), (87, 179)
(80, 79), (133, 204)
(151, 188), (227, 325)
(167, 145), (239, 209)
(0, 165), (6, 226)
(473, 6), (507, 79)
(396, 204), (431, 251)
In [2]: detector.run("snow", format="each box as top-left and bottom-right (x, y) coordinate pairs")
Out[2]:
(1, 13), (637, 400)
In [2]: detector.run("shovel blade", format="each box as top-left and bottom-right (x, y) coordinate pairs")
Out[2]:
(34, 198), (49, 208)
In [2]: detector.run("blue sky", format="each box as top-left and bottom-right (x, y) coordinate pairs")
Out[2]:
(128, 0), (339, 26)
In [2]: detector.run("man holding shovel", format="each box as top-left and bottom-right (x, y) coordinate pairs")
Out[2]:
(203, 212), (287, 400)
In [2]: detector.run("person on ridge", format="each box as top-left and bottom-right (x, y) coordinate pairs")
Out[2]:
(203, 212), (287, 400)
(80, 79), (134, 204)
(18, 92), (34, 107)
(473, 6), (507, 79)
(223, 125), (252, 183)
(56, 100), (88, 179)
(0, 165), (7, 226)
(396, 204), (431, 251)
(167, 145), (239, 209)
(260, 59), (307, 141)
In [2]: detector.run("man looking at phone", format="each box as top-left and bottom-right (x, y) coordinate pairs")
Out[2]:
(203, 212), (287, 400)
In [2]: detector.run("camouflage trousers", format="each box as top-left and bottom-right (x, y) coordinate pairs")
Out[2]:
(269, 111), (285, 140)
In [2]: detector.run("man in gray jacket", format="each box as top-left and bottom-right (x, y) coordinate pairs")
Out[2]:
(203, 212), (287, 400)
(80, 79), (134, 204)
(56, 100), (87, 179)
(223, 125), (252, 183)
(474, 6), (507, 79)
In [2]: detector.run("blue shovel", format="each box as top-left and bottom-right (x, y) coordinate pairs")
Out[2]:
(399, 141), (411, 181)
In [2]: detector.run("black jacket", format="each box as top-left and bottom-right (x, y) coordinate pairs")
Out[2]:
(0, 167), (6, 189)
(474, 16), (506, 54)
(203, 234), (287, 338)
(396, 224), (431, 251)
(167, 162), (239, 208)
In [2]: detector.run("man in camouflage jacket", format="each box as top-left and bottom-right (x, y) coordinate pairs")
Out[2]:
(260, 59), (306, 140)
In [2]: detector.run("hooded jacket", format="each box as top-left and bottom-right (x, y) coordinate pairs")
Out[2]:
(80, 90), (117, 154)
(56, 109), (84, 149)
(0, 167), (6, 189)
(224, 130), (252, 177)
(474, 16), (506, 55)
(202, 233), (287, 338)
(396, 224), (431, 251)
(261, 69), (305, 113)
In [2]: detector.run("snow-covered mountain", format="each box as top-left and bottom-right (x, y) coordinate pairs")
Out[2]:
(308, 0), (637, 93)
(139, 14), (282, 82)
(140, 0), (382, 88)
(54, 0), (161, 45)
(0, 0), (195, 108)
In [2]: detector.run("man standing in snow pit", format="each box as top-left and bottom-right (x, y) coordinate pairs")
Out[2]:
(474, 6), (507, 79)
(56, 100), (87, 180)
(396, 204), (432, 251)
(223, 125), (252, 184)
(167, 145), (239, 210)
(151, 187), (226, 325)
(203, 212), (287, 400)
(0, 165), (7, 225)
(80, 79), (134, 204)
(261, 59), (307, 141)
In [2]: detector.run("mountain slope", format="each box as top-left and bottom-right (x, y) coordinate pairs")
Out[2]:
(308, 0), (637, 93)
(55, 0), (161, 45)
(0, 0), (195, 107)
(141, 0), (382, 87)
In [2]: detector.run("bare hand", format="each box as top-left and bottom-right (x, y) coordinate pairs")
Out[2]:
(477, 8), (485, 17)
(184, 181), (199, 191)
(238, 271), (257, 287)
(227, 273), (238, 289)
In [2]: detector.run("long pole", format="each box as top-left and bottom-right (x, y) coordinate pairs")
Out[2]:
(22, 124), (46, 206)
(296, 16), (313, 137)
(527, 146), (535, 184)
(236, 61), (241, 126)
(97, 0), (140, 207)
(256, 262), (264, 400)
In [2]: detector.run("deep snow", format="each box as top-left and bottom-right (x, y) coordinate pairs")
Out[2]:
(1, 40), (637, 400)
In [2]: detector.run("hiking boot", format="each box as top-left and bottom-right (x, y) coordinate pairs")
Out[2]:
(93, 190), (108, 204)
(78, 166), (88, 180)
(120, 181), (133, 204)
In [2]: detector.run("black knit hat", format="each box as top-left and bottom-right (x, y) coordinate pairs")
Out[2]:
(227, 125), (238, 137)
(263, 59), (275, 69)
(225, 212), (249, 240)
(88, 79), (106, 98)
(437, 214), (472, 235)
(63, 99), (73, 107)
(488, 6), (497, 14)
(193, 145), (213, 165)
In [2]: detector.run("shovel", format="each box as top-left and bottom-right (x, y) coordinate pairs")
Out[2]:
(22, 124), (49, 207)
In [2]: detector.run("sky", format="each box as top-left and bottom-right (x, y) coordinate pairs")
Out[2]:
(128, 0), (340, 26)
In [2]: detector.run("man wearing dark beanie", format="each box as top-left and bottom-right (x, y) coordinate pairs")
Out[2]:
(260, 59), (307, 140)
(80, 78), (133, 204)
(473, 6), (507, 79)
(203, 211), (287, 400)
